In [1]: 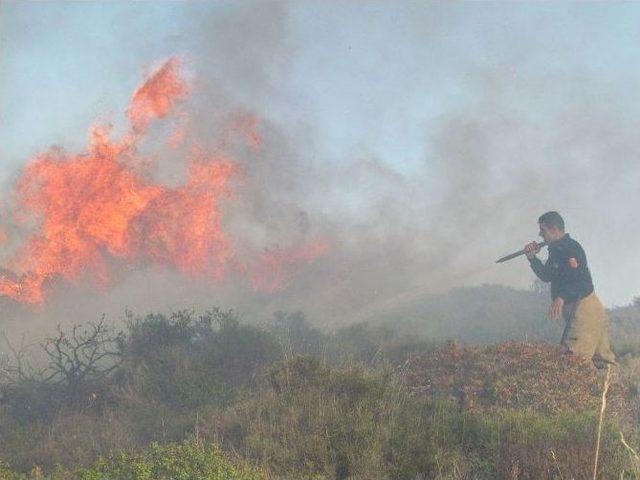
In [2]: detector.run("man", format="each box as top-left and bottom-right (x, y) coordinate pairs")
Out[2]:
(524, 211), (615, 367)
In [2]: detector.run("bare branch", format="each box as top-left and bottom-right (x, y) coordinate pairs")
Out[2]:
(39, 320), (122, 388)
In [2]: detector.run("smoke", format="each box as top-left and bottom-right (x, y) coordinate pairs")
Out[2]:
(1, 2), (639, 335)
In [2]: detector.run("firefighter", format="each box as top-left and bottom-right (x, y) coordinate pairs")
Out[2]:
(524, 211), (615, 368)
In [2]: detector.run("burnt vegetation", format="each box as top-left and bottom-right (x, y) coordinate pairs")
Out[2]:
(1, 285), (640, 478)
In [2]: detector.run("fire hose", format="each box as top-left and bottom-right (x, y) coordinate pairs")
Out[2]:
(495, 241), (547, 263)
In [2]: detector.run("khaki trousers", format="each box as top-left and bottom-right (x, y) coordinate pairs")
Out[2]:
(561, 292), (616, 366)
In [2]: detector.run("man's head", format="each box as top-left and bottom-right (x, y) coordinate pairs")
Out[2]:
(538, 211), (565, 243)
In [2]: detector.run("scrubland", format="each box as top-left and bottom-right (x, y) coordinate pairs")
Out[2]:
(1, 285), (640, 479)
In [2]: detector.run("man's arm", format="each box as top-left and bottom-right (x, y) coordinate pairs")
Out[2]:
(524, 242), (551, 282)
(528, 257), (552, 282)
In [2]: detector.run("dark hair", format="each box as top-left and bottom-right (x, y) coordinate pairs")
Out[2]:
(538, 211), (565, 231)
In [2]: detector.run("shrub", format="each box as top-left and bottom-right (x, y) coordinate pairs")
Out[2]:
(120, 309), (282, 409)
(217, 357), (397, 479)
(269, 311), (328, 358)
(76, 440), (264, 480)
(0, 460), (25, 480)
(0, 441), (265, 480)
(0, 408), (136, 473)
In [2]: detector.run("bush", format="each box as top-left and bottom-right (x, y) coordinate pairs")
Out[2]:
(217, 357), (397, 479)
(0, 441), (265, 480)
(0, 408), (137, 473)
(76, 440), (264, 480)
(269, 311), (328, 358)
(120, 309), (282, 408)
(384, 399), (633, 480)
(0, 460), (26, 480)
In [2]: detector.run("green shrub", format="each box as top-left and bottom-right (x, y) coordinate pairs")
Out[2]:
(218, 357), (396, 479)
(0, 407), (138, 473)
(121, 309), (282, 409)
(0, 460), (26, 479)
(0, 441), (264, 480)
(269, 311), (328, 358)
(76, 440), (264, 480)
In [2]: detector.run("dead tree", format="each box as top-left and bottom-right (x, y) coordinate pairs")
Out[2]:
(40, 317), (123, 391)
(0, 319), (122, 420)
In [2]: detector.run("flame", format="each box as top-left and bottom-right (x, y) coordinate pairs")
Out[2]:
(132, 156), (239, 280)
(127, 58), (188, 134)
(167, 112), (189, 149)
(0, 57), (327, 305)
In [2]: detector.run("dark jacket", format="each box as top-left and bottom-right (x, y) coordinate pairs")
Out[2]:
(528, 234), (594, 304)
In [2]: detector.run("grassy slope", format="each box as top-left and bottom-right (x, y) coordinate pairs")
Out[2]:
(1, 286), (640, 479)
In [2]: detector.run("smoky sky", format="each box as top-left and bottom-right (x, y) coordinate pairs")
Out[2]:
(1, 1), (639, 333)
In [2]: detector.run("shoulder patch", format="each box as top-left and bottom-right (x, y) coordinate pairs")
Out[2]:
(568, 257), (579, 269)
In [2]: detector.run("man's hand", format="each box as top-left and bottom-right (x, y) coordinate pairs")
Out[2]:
(524, 241), (541, 259)
(548, 297), (564, 320)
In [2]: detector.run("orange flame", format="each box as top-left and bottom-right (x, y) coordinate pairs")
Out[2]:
(0, 57), (327, 305)
(127, 58), (188, 134)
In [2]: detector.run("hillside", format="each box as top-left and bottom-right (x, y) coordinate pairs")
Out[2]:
(0, 306), (639, 479)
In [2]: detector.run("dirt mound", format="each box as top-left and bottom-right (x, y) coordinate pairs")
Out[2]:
(402, 341), (630, 417)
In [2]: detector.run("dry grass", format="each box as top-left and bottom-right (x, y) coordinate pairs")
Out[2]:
(402, 341), (630, 417)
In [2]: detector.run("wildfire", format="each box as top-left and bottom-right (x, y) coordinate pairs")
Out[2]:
(127, 57), (189, 134)
(0, 57), (326, 304)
